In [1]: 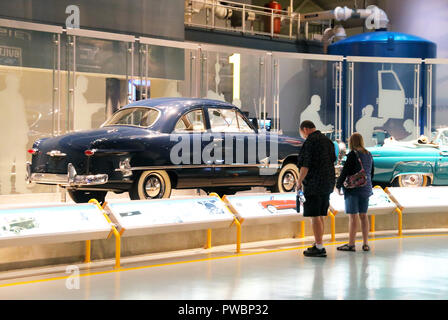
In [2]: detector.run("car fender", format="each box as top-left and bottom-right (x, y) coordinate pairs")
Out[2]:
(391, 161), (435, 183)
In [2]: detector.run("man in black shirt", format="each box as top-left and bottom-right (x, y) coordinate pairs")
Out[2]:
(297, 120), (336, 257)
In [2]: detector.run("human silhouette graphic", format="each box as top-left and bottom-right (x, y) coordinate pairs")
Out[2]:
(74, 75), (105, 131)
(0, 74), (29, 194)
(355, 104), (388, 147)
(402, 119), (416, 141)
(300, 95), (334, 133)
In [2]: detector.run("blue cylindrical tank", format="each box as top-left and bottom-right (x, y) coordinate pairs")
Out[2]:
(328, 31), (436, 144)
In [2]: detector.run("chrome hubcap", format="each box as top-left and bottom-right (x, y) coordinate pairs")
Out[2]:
(282, 172), (296, 191)
(401, 174), (424, 187)
(144, 175), (164, 198)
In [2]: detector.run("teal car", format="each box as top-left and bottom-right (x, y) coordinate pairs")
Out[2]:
(367, 128), (448, 187)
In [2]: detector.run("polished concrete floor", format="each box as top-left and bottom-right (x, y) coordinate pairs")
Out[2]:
(0, 234), (447, 300)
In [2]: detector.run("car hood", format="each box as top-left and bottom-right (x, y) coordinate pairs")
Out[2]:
(368, 143), (440, 157)
(33, 126), (159, 153)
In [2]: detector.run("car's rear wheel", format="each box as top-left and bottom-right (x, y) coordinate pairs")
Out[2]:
(396, 174), (430, 187)
(68, 190), (107, 204)
(271, 163), (299, 193)
(129, 170), (172, 200)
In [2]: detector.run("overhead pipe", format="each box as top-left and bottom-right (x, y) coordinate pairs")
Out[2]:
(301, 5), (389, 30)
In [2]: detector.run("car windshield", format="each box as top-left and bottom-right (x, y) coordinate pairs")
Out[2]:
(103, 107), (160, 128)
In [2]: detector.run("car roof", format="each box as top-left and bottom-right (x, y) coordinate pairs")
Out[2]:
(122, 97), (236, 112)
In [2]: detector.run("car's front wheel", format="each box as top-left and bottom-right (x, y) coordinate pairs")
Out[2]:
(271, 163), (299, 193)
(68, 190), (107, 204)
(396, 174), (430, 187)
(129, 170), (172, 200)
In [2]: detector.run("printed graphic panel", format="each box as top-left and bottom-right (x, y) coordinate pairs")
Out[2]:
(107, 196), (234, 236)
(0, 204), (111, 246)
(224, 193), (303, 225)
(387, 186), (448, 214)
(330, 188), (397, 215)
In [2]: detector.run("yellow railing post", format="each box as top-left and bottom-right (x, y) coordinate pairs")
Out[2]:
(233, 217), (242, 254)
(84, 240), (91, 263)
(205, 229), (212, 249)
(396, 207), (403, 236)
(89, 199), (121, 269)
(328, 210), (336, 242)
(300, 221), (305, 238)
(370, 214), (375, 233)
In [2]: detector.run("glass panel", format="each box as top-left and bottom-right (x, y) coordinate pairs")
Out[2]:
(428, 64), (448, 140)
(208, 108), (239, 132)
(349, 62), (419, 147)
(0, 27), (59, 195)
(276, 57), (337, 139)
(174, 109), (205, 132)
(134, 43), (195, 101)
(200, 50), (265, 129)
(237, 112), (255, 133)
(70, 36), (129, 131)
(103, 107), (159, 128)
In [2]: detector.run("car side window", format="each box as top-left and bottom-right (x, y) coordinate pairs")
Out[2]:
(174, 109), (205, 132)
(236, 112), (255, 133)
(208, 108), (240, 133)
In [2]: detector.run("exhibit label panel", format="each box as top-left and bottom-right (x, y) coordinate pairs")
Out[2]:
(224, 193), (304, 225)
(387, 186), (448, 214)
(0, 204), (111, 247)
(330, 188), (397, 215)
(107, 196), (235, 236)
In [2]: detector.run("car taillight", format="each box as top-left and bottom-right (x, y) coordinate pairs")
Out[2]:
(28, 148), (38, 155)
(84, 149), (95, 156)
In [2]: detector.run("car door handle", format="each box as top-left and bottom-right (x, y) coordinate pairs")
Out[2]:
(215, 159), (224, 164)
(213, 138), (223, 142)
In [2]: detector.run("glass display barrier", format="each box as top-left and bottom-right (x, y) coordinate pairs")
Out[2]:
(200, 45), (267, 131)
(106, 196), (235, 237)
(0, 23), (62, 196)
(273, 53), (343, 139)
(346, 57), (422, 147)
(223, 192), (304, 225)
(387, 186), (448, 214)
(425, 60), (448, 139)
(0, 203), (111, 247)
(330, 188), (397, 216)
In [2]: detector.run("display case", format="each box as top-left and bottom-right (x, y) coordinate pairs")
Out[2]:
(106, 196), (235, 237)
(330, 188), (397, 216)
(0, 203), (111, 247)
(224, 192), (304, 225)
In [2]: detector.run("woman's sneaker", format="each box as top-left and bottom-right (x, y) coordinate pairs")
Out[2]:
(303, 245), (327, 257)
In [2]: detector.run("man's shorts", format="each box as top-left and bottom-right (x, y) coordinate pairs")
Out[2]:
(303, 193), (330, 217)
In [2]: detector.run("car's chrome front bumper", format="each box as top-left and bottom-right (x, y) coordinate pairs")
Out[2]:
(26, 162), (108, 186)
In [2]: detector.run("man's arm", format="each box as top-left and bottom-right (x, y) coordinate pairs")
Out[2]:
(297, 167), (309, 191)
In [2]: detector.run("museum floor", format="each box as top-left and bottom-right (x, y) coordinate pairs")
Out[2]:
(0, 233), (447, 300)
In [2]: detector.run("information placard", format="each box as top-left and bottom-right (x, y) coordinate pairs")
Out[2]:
(387, 186), (448, 214)
(224, 193), (304, 225)
(330, 188), (397, 216)
(0, 203), (111, 247)
(107, 196), (235, 237)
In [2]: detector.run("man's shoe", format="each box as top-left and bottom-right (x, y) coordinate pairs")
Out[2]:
(303, 245), (327, 257)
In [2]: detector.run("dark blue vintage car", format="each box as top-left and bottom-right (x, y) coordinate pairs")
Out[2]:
(27, 98), (302, 203)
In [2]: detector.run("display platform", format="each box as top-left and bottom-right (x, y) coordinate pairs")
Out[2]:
(0, 203), (111, 247)
(106, 196), (236, 237)
(386, 186), (448, 214)
(223, 193), (304, 225)
(330, 187), (398, 216)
